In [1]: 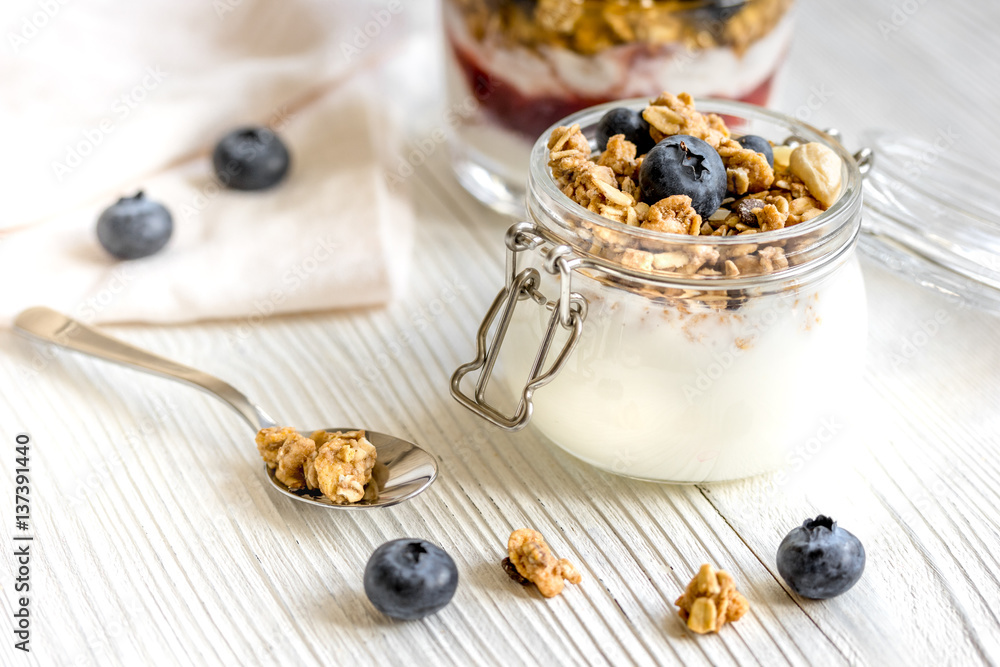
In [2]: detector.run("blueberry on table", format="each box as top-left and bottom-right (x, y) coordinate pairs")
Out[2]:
(638, 134), (727, 219)
(776, 515), (865, 599)
(596, 107), (655, 154)
(96, 191), (173, 260)
(364, 538), (459, 620)
(737, 134), (774, 168)
(212, 126), (290, 191)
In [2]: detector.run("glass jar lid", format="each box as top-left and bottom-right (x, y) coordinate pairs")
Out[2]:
(858, 130), (1000, 313)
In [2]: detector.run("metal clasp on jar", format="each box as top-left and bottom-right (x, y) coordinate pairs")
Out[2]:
(450, 222), (587, 431)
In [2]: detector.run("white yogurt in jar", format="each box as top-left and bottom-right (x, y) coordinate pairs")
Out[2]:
(501, 258), (867, 483)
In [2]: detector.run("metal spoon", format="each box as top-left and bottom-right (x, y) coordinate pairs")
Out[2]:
(13, 306), (437, 509)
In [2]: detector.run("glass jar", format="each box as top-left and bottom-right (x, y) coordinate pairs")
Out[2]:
(442, 0), (796, 215)
(451, 98), (867, 483)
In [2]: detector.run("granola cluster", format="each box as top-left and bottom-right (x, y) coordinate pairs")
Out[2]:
(452, 0), (793, 56)
(255, 427), (378, 504)
(547, 92), (841, 279)
(505, 528), (582, 598)
(675, 563), (750, 634)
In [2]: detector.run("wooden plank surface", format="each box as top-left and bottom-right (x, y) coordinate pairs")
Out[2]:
(2, 0), (999, 665)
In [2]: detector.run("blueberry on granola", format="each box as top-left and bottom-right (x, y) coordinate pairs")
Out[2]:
(212, 126), (291, 191)
(596, 107), (655, 154)
(691, 0), (748, 25)
(96, 191), (173, 260)
(776, 515), (865, 599)
(737, 135), (774, 168)
(638, 135), (726, 219)
(364, 539), (459, 620)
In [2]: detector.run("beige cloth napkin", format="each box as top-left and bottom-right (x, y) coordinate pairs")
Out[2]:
(0, 0), (415, 325)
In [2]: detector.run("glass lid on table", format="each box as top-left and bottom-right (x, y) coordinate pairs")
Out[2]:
(858, 130), (1000, 314)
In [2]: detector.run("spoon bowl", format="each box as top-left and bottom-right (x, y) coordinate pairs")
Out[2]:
(13, 307), (438, 509)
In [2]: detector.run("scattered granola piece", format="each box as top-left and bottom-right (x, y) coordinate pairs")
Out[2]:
(274, 431), (317, 490)
(634, 201), (650, 221)
(507, 528), (582, 598)
(718, 138), (774, 195)
(620, 175), (639, 201)
(255, 426), (299, 469)
(763, 193), (791, 215)
(772, 174), (810, 199)
(726, 242), (759, 259)
(641, 195), (702, 235)
(733, 254), (760, 275)
(653, 250), (689, 270)
(535, 0), (583, 33)
(786, 196), (825, 225)
(548, 124), (590, 160)
(754, 204), (787, 232)
(758, 245), (789, 272)
(597, 134), (638, 178)
(675, 564), (749, 634)
(642, 92), (726, 147)
(620, 248), (655, 272)
(311, 430), (378, 504)
(789, 196), (821, 216)
(789, 142), (842, 207)
(705, 113), (731, 143)
(683, 244), (722, 274)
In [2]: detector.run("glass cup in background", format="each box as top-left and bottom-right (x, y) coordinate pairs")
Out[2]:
(442, 0), (796, 215)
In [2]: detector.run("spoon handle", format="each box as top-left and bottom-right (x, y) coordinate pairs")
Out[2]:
(13, 307), (276, 431)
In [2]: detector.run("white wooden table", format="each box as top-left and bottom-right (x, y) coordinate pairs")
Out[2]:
(3, 1), (999, 665)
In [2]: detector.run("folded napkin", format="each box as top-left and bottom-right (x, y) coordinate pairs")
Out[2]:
(0, 0), (415, 325)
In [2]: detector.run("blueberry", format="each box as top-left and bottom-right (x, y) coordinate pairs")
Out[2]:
(596, 107), (655, 155)
(737, 134), (774, 168)
(776, 515), (865, 599)
(637, 134), (726, 219)
(364, 539), (459, 620)
(212, 126), (290, 191)
(96, 191), (173, 260)
(689, 1), (747, 26)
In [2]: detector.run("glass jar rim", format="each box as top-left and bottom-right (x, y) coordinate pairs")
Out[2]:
(526, 97), (863, 287)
